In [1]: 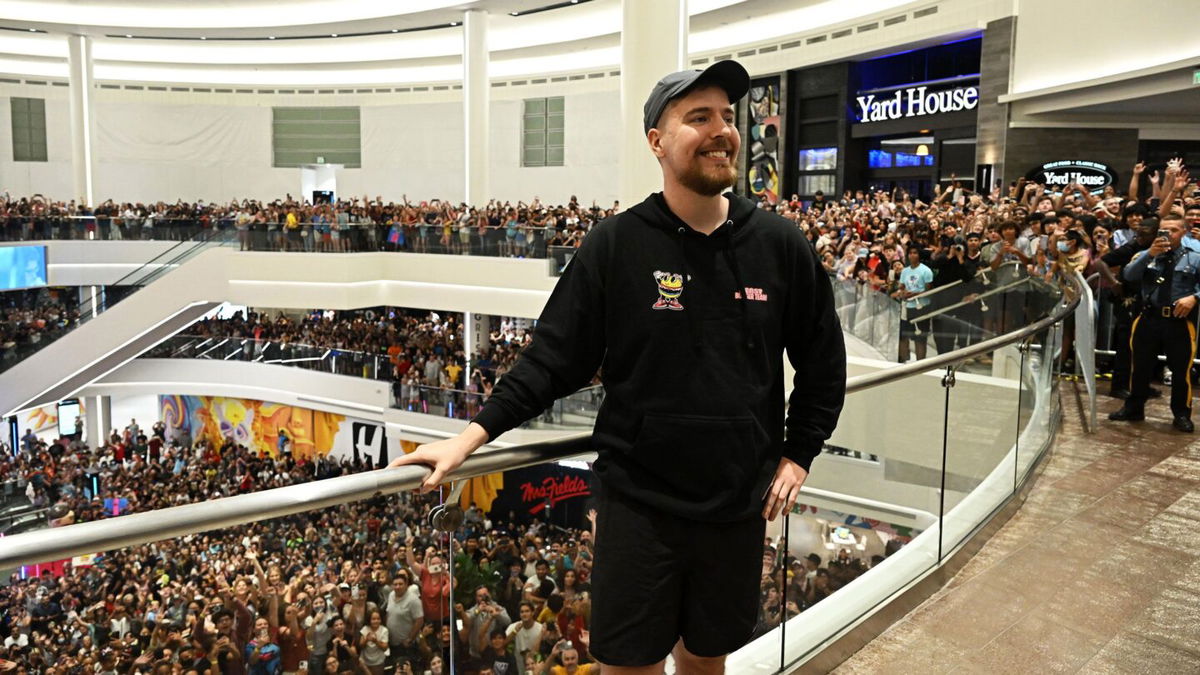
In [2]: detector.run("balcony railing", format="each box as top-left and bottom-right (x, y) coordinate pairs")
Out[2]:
(0, 265), (1083, 672)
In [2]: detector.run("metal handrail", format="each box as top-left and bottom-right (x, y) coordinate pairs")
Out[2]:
(0, 433), (591, 569)
(906, 276), (1030, 324)
(846, 271), (1081, 392)
(0, 276), (1080, 569)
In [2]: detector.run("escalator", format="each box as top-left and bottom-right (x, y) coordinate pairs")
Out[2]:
(0, 232), (235, 416)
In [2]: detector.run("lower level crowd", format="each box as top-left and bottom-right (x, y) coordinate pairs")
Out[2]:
(0, 421), (880, 674)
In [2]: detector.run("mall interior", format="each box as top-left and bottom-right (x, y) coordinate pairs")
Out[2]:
(0, 0), (1198, 672)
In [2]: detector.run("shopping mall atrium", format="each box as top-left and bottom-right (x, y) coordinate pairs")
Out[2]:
(0, 0), (1198, 672)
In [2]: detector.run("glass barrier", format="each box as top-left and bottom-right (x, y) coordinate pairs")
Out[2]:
(766, 264), (1069, 670)
(0, 263), (1080, 674)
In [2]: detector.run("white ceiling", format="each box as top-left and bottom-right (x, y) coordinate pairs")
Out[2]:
(0, 0), (934, 85)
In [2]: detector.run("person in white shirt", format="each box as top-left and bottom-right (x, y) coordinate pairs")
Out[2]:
(504, 601), (544, 659)
(384, 572), (423, 662)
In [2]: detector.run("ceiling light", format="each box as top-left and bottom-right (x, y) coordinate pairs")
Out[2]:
(449, 21), (457, 26)
(125, 34), (132, 38)
(28, 28), (37, 32)
(200, 36), (207, 40)
(509, 11), (518, 16)
(391, 28), (398, 32)
(331, 33), (338, 37)
(268, 36), (275, 39)
(915, 144), (930, 156)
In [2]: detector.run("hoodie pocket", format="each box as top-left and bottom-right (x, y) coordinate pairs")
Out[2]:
(632, 412), (761, 502)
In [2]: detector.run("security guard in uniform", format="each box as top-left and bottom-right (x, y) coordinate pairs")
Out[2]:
(1110, 214), (1200, 432)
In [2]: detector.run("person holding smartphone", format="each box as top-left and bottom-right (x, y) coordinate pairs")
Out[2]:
(1111, 213), (1200, 431)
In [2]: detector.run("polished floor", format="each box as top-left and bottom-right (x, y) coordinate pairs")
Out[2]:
(835, 384), (1200, 674)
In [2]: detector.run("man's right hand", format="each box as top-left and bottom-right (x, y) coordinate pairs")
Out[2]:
(1149, 237), (1170, 258)
(387, 423), (488, 493)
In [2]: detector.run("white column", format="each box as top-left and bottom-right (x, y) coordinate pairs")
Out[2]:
(84, 395), (110, 447)
(66, 35), (96, 207)
(463, 9), (489, 206)
(462, 311), (473, 390)
(619, 0), (688, 209)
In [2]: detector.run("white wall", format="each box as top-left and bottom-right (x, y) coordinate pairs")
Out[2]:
(108, 393), (159, 432)
(1011, 0), (1200, 94)
(0, 89), (73, 199)
(489, 90), (620, 207)
(0, 86), (620, 207)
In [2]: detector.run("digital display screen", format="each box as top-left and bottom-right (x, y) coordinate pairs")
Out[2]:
(868, 149), (893, 168)
(798, 147), (838, 171)
(57, 399), (80, 437)
(0, 245), (48, 291)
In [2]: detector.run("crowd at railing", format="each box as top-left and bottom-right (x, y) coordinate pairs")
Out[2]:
(798, 163), (1197, 374)
(144, 307), (606, 427)
(0, 175), (1148, 672)
(0, 410), (888, 674)
(0, 195), (616, 260)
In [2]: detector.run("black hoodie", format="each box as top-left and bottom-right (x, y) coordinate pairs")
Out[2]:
(472, 191), (846, 522)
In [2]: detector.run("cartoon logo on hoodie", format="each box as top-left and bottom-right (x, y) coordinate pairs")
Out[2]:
(651, 270), (685, 311)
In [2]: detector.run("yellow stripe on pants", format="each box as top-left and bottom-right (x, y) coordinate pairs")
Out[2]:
(1129, 315), (1142, 386)
(1188, 321), (1197, 408)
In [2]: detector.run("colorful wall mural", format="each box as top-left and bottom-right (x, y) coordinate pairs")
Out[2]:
(159, 395), (346, 461)
(747, 78), (782, 205)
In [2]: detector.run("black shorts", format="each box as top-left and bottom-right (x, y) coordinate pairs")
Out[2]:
(900, 318), (930, 339)
(588, 485), (765, 666)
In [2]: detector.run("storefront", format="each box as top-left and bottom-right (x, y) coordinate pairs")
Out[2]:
(781, 36), (984, 204)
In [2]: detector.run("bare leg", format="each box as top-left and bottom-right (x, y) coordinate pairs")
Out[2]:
(672, 639), (725, 675)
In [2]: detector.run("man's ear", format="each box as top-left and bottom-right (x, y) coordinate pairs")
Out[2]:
(647, 128), (666, 160)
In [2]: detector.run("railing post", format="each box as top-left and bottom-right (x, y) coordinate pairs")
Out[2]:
(937, 365), (956, 562)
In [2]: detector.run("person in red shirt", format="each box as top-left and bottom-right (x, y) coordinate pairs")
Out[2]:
(405, 536), (451, 624)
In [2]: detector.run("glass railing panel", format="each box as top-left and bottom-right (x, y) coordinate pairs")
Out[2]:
(775, 371), (945, 668)
(940, 353), (1020, 556)
(1017, 326), (1053, 483)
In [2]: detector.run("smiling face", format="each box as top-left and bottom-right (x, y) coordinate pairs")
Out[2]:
(649, 85), (741, 197)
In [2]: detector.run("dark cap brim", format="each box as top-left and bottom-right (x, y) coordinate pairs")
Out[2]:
(643, 59), (751, 134)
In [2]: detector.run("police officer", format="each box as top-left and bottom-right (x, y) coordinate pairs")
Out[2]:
(1109, 214), (1200, 432)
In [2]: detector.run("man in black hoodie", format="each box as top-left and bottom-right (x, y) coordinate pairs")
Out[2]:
(390, 60), (845, 673)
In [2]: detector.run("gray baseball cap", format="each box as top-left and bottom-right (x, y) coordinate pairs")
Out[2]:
(643, 59), (751, 135)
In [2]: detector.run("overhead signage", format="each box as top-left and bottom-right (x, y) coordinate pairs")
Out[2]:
(1025, 160), (1117, 194)
(855, 82), (979, 123)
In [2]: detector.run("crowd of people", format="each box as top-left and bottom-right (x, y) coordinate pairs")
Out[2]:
(782, 162), (1197, 371)
(1, 419), (884, 674)
(150, 308), (542, 420)
(0, 195), (616, 258)
(0, 289), (81, 372)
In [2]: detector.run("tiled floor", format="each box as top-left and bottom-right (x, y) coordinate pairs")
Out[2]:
(833, 386), (1200, 674)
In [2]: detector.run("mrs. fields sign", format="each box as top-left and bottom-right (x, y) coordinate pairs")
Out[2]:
(855, 83), (979, 123)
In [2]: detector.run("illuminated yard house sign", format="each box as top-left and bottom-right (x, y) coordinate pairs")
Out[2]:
(1026, 160), (1117, 193)
(855, 84), (979, 122)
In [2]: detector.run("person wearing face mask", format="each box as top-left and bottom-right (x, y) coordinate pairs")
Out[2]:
(1049, 228), (1090, 277)
(1110, 213), (1200, 432)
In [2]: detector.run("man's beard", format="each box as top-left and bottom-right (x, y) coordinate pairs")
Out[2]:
(677, 157), (738, 197)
